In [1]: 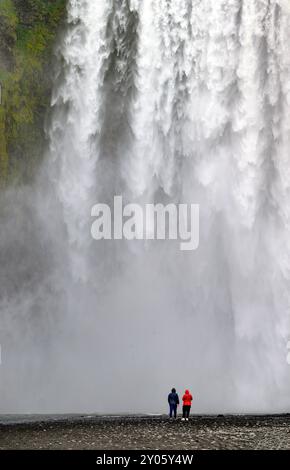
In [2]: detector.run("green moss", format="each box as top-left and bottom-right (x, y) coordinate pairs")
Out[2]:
(0, 0), (18, 24)
(0, 0), (67, 185)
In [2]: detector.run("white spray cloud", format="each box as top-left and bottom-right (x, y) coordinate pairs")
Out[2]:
(1, 0), (290, 414)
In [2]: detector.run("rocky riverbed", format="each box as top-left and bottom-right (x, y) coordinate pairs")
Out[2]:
(0, 415), (290, 450)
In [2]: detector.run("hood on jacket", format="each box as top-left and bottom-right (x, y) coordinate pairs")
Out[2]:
(185, 390), (190, 394)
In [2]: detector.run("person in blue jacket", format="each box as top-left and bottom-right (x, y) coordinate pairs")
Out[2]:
(168, 388), (180, 418)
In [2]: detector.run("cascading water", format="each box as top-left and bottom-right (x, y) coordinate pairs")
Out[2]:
(1, 0), (290, 413)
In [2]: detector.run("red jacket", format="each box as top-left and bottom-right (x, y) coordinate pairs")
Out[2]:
(182, 390), (193, 406)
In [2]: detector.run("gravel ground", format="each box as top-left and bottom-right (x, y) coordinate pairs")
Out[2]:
(0, 415), (290, 450)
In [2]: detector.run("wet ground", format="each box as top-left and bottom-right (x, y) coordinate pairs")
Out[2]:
(0, 415), (290, 450)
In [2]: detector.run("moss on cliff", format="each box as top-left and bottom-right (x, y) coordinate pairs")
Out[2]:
(0, 0), (67, 186)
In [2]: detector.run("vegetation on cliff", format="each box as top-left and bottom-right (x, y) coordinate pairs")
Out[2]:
(0, 0), (66, 186)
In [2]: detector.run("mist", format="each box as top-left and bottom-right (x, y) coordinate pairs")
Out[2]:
(1, 0), (290, 414)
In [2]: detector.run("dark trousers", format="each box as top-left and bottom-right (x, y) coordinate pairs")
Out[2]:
(169, 404), (177, 418)
(182, 405), (191, 418)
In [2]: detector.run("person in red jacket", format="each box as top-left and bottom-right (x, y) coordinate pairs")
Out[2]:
(182, 389), (193, 421)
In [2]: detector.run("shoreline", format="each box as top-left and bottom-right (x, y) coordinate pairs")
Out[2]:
(1, 415), (290, 450)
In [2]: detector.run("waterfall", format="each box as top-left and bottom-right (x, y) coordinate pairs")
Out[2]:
(1, 0), (290, 413)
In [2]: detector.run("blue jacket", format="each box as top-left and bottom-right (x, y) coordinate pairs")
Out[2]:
(168, 392), (179, 406)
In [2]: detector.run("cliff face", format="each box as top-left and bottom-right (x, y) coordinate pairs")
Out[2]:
(0, 0), (67, 186)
